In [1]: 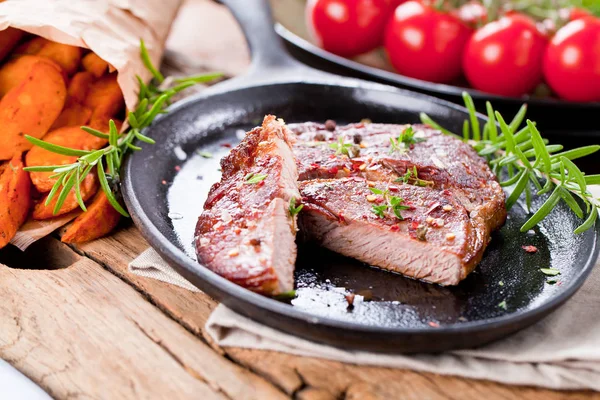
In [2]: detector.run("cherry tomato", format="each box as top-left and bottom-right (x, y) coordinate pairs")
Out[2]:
(543, 17), (600, 102)
(463, 14), (547, 97)
(569, 7), (592, 21)
(452, 1), (487, 28)
(307, 0), (390, 57)
(384, 1), (473, 83)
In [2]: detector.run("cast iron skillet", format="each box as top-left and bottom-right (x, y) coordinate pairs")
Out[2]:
(121, 0), (600, 353)
(274, 17), (600, 139)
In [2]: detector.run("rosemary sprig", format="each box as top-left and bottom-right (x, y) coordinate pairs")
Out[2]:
(421, 91), (600, 234)
(24, 39), (223, 216)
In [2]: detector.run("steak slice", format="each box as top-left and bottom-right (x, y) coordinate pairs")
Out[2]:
(291, 121), (506, 234)
(195, 116), (300, 295)
(299, 178), (487, 285)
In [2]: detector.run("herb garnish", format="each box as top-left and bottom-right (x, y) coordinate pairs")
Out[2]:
(540, 267), (561, 276)
(498, 300), (507, 310)
(244, 172), (267, 184)
(369, 187), (410, 220)
(421, 91), (600, 234)
(395, 166), (434, 187)
(329, 135), (353, 156)
(289, 197), (304, 217)
(389, 126), (425, 154)
(23, 39), (223, 216)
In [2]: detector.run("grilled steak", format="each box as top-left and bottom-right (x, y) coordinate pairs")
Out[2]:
(291, 121), (506, 286)
(195, 116), (300, 295)
(299, 178), (486, 285)
(195, 118), (506, 291)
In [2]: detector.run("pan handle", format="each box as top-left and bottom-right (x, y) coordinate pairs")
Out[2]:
(219, 0), (309, 75)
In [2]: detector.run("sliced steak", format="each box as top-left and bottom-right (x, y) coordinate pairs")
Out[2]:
(195, 116), (300, 295)
(299, 178), (487, 286)
(291, 122), (506, 234)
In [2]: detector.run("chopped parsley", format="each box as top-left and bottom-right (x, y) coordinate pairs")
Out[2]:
(369, 187), (410, 220)
(197, 150), (213, 158)
(389, 126), (425, 154)
(274, 290), (297, 300)
(329, 136), (353, 156)
(244, 172), (267, 184)
(395, 166), (434, 187)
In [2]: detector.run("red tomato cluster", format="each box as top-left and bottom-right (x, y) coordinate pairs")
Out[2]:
(306, 0), (600, 102)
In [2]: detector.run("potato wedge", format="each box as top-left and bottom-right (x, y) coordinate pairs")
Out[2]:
(0, 154), (32, 249)
(0, 61), (67, 160)
(15, 37), (82, 76)
(82, 52), (109, 78)
(50, 103), (92, 130)
(32, 172), (98, 220)
(0, 55), (63, 97)
(14, 37), (48, 55)
(61, 191), (120, 243)
(0, 27), (25, 62)
(25, 124), (115, 192)
(66, 71), (95, 105)
(84, 73), (124, 119)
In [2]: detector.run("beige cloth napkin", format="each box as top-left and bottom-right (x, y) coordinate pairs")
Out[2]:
(129, 245), (600, 391)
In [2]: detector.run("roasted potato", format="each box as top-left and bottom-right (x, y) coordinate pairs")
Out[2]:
(0, 61), (67, 160)
(15, 37), (81, 75)
(0, 154), (32, 249)
(0, 55), (63, 96)
(25, 123), (117, 192)
(14, 36), (47, 55)
(0, 27), (25, 62)
(32, 172), (98, 220)
(61, 191), (121, 243)
(66, 71), (95, 105)
(82, 52), (109, 78)
(84, 73), (125, 119)
(50, 103), (93, 130)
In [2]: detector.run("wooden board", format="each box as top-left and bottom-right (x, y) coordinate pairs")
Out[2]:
(1, 0), (599, 398)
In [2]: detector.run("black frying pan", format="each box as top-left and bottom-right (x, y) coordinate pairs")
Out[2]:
(272, 5), (600, 145)
(121, 0), (600, 353)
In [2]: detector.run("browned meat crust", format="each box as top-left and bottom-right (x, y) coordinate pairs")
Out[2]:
(195, 116), (299, 295)
(195, 118), (506, 292)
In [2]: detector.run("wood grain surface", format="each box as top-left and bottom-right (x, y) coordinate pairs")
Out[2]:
(0, 0), (598, 399)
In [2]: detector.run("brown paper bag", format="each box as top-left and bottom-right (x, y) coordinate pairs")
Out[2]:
(0, 0), (184, 249)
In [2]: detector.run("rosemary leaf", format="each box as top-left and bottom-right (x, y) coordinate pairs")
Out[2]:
(560, 156), (587, 194)
(53, 171), (78, 215)
(98, 159), (129, 217)
(520, 186), (562, 232)
(584, 175), (600, 185)
(462, 91), (480, 141)
(550, 145), (600, 161)
(575, 205), (598, 234)
(509, 104), (527, 132)
(485, 101), (498, 143)
(25, 136), (91, 157)
(506, 170), (529, 210)
(81, 126), (110, 139)
(140, 39), (164, 83)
